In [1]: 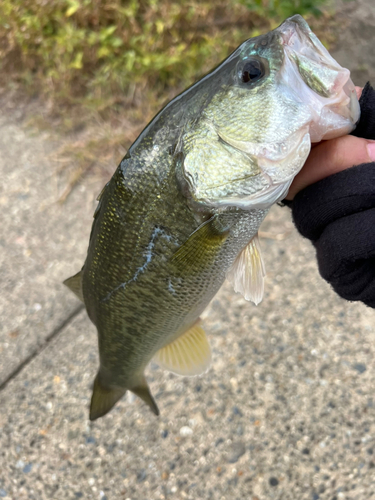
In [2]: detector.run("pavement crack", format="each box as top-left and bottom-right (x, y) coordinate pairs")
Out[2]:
(0, 304), (85, 392)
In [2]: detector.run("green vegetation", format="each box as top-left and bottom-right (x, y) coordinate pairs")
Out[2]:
(0, 0), (329, 113)
(0, 0), (330, 199)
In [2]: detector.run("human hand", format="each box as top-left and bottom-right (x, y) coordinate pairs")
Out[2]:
(284, 82), (375, 308)
(286, 87), (375, 200)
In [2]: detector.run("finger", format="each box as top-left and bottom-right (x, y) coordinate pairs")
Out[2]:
(355, 86), (362, 99)
(286, 135), (375, 200)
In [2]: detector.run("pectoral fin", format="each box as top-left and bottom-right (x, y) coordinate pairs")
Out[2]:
(89, 373), (126, 421)
(226, 233), (265, 305)
(154, 322), (211, 376)
(171, 216), (229, 273)
(63, 270), (84, 302)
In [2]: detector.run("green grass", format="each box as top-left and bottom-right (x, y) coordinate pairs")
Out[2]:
(0, 0), (331, 198)
(0, 0), (329, 114)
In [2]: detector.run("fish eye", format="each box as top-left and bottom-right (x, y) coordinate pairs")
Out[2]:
(240, 59), (265, 84)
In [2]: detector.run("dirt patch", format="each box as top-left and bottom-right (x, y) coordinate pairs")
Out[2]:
(331, 0), (375, 86)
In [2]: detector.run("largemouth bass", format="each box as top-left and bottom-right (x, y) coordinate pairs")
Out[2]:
(64, 15), (359, 420)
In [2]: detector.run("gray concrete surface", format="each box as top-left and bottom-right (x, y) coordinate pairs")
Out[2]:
(1, 2), (375, 499)
(0, 113), (102, 385)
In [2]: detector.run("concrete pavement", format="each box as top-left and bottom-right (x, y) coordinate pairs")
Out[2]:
(1, 2), (375, 498)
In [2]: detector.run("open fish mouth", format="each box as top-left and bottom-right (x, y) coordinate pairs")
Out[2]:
(179, 15), (360, 212)
(201, 15), (361, 210)
(277, 15), (360, 141)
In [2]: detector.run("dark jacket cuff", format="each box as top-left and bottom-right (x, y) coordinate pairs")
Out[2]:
(285, 82), (375, 307)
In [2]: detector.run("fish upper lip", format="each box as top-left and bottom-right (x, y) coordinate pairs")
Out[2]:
(279, 27), (296, 46)
(278, 16), (307, 47)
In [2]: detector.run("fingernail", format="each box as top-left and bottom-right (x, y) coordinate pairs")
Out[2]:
(367, 141), (375, 161)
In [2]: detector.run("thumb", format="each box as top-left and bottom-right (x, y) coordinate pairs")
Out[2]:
(286, 135), (375, 200)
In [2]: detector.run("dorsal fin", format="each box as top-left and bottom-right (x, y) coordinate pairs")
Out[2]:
(154, 322), (211, 376)
(63, 270), (84, 302)
(226, 233), (265, 305)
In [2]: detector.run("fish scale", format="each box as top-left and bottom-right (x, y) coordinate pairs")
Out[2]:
(86, 154), (263, 378)
(64, 15), (360, 420)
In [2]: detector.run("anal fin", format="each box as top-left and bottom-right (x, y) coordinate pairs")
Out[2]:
(154, 322), (211, 376)
(63, 270), (84, 302)
(89, 373), (126, 421)
(226, 232), (265, 305)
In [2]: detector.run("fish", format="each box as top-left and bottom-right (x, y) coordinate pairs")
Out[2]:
(64, 15), (360, 420)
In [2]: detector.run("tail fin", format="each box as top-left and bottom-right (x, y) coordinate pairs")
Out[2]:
(132, 377), (160, 416)
(89, 373), (126, 421)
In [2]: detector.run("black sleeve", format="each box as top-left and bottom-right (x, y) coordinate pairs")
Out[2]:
(351, 82), (375, 140)
(286, 82), (375, 308)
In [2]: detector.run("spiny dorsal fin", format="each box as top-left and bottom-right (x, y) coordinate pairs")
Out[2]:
(171, 216), (229, 273)
(226, 232), (265, 305)
(154, 322), (211, 376)
(89, 373), (126, 421)
(131, 377), (160, 416)
(63, 270), (84, 302)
